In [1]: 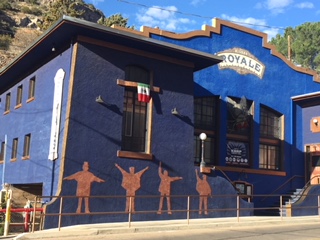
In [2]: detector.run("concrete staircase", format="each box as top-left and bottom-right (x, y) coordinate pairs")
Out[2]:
(280, 188), (304, 216)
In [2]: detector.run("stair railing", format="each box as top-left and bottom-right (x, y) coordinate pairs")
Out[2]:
(215, 166), (241, 194)
(291, 174), (320, 202)
(260, 175), (304, 202)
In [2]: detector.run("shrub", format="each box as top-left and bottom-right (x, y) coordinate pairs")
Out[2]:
(0, 0), (11, 10)
(21, 6), (42, 16)
(0, 34), (12, 50)
(26, 0), (39, 5)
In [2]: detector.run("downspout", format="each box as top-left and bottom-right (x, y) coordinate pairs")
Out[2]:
(290, 99), (295, 188)
(1, 135), (7, 187)
(290, 100), (294, 189)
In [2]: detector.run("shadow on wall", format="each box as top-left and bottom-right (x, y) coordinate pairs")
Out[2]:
(291, 185), (320, 216)
(44, 162), (253, 229)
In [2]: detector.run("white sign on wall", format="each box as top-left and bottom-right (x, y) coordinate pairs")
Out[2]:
(48, 68), (65, 161)
(217, 48), (266, 79)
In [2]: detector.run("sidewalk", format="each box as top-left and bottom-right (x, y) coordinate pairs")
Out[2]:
(4, 216), (320, 240)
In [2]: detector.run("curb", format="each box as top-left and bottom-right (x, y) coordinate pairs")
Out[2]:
(10, 216), (320, 239)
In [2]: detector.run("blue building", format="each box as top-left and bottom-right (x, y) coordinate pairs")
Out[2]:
(133, 18), (320, 213)
(1, 16), (319, 228)
(0, 17), (254, 228)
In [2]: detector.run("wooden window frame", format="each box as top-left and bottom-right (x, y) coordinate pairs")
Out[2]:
(225, 96), (254, 168)
(0, 141), (5, 163)
(15, 85), (23, 109)
(27, 77), (35, 103)
(259, 105), (284, 170)
(259, 143), (280, 170)
(194, 133), (215, 165)
(4, 93), (10, 114)
(121, 89), (148, 152)
(194, 97), (216, 130)
(226, 96), (253, 137)
(11, 138), (18, 161)
(116, 68), (160, 160)
(194, 96), (218, 166)
(22, 134), (31, 160)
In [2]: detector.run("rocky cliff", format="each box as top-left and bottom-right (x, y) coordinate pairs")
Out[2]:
(0, 0), (105, 69)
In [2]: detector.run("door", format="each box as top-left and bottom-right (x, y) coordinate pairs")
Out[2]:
(307, 151), (320, 185)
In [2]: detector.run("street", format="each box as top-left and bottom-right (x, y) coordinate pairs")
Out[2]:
(17, 221), (320, 240)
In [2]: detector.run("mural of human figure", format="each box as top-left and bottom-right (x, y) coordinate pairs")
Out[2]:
(115, 163), (149, 213)
(64, 161), (105, 213)
(195, 169), (212, 215)
(157, 162), (183, 214)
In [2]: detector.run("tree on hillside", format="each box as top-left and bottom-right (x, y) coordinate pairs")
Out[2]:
(0, 0), (12, 10)
(40, 0), (85, 30)
(98, 13), (133, 28)
(270, 22), (320, 73)
(40, 0), (132, 31)
(0, 0), (16, 50)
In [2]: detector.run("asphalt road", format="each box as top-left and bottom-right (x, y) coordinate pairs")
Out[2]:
(17, 222), (320, 240)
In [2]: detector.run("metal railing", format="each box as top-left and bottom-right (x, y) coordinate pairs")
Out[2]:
(2, 192), (318, 235)
(0, 207), (43, 231)
(260, 175), (304, 202)
(23, 192), (320, 233)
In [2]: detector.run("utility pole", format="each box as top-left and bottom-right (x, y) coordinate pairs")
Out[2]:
(288, 35), (292, 61)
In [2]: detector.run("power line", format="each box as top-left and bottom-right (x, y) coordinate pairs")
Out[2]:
(117, 0), (287, 30)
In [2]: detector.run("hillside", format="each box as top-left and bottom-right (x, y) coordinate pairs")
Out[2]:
(0, 0), (106, 69)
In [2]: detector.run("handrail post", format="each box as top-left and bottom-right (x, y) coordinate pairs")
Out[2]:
(3, 198), (11, 237)
(32, 196), (37, 233)
(128, 196), (132, 228)
(187, 196), (190, 225)
(237, 195), (240, 222)
(58, 197), (63, 231)
(24, 209), (30, 232)
(280, 195), (283, 220)
(318, 195), (320, 217)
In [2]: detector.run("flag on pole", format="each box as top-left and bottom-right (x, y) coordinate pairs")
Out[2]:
(137, 83), (151, 103)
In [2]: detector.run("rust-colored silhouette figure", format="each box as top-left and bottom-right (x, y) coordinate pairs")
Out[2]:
(195, 169), (212, 215)
(64, 161), (105, 213)
(157, 162), (183, 214)
(115, 163), (149, 213)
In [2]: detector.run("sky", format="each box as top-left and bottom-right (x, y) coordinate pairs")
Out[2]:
(88, 0), (320, 40)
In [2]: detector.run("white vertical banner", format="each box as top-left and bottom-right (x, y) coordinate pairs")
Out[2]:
(48, 69), (65, 161)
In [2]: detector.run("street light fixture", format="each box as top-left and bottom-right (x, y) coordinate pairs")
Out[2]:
(199, 133), (207, 172)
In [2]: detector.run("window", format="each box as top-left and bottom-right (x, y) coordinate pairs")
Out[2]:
(16, 85), (23, 107)
(122, 90), (147, 152)
(28, 77), (35, 100)
(260, 106), (281, 138)
(312, 155), (320, 167)
(0, 142), (4, 162)
(121, 66), (150, 153)
(259, 106), (283, 170)
(5, 93), (10, 113)
(11, 138), (18, 160)
(23, 134), (31, 159)
(194, 97), (218, 165)
(194, 135), (215, 164)
(226, 96), (253, 167)
(259, 144), (280, 169)
(194, 97), (216, 130)
(226, 96), (253, 135)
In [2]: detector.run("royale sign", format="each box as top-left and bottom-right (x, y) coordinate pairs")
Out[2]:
(217, 48), (265, 79)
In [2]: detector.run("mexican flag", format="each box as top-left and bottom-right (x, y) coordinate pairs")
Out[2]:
(137, 83), (151, 103)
